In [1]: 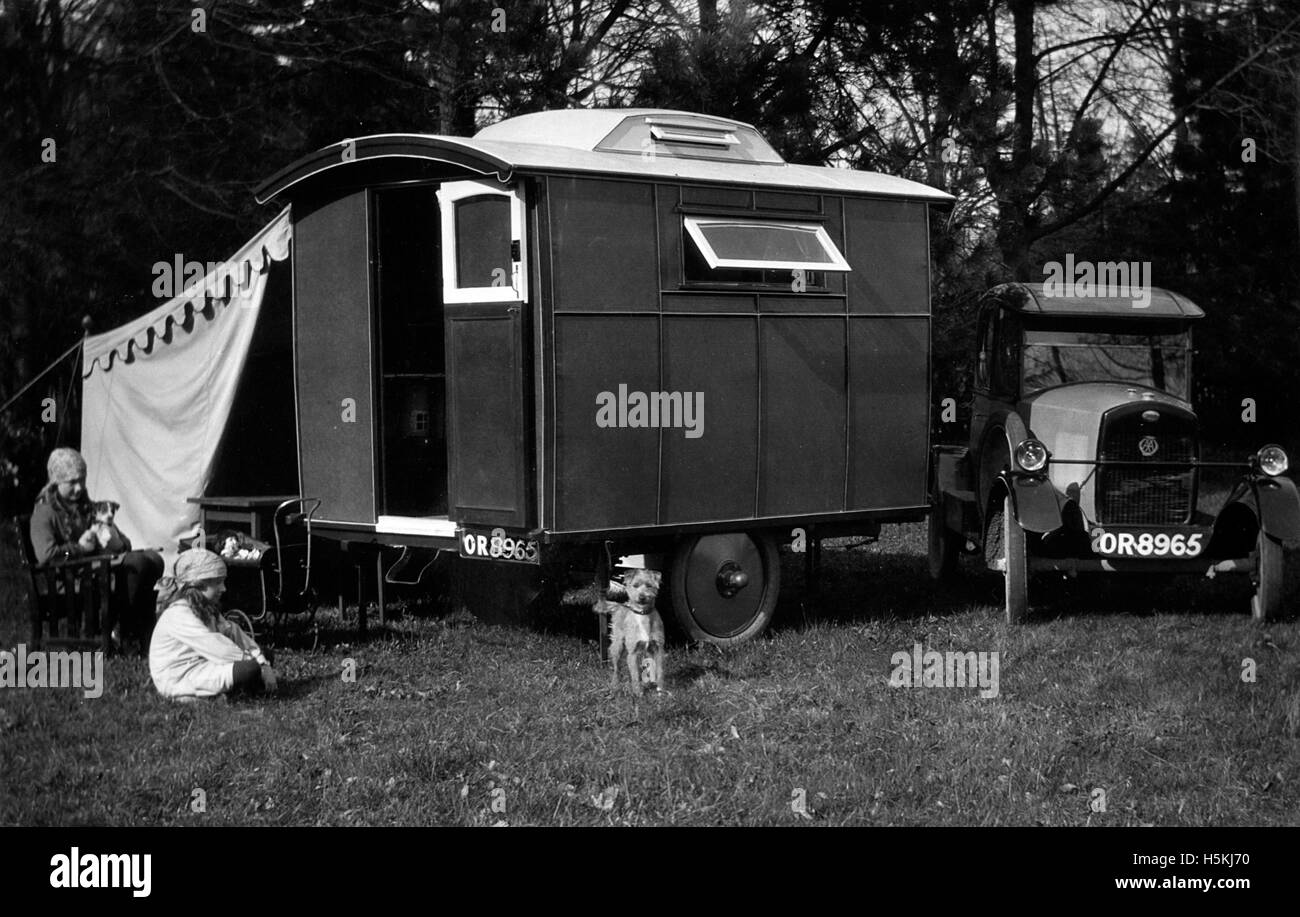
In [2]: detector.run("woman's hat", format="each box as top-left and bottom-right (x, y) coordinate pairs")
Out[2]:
(46, 447), (87, 484)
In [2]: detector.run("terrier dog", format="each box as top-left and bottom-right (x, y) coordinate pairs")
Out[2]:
(87, 500), (129, 553)
(597, 569), (666, 695)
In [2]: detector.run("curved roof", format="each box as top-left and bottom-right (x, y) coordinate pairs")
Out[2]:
(474, 108), (773, 153)
(255, 109), (954, 204)
(991, 282), (1205, 319)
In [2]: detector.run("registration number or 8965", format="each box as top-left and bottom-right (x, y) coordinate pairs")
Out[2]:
(1090, 528), (1203, 558)
(460, 526), (540, 564)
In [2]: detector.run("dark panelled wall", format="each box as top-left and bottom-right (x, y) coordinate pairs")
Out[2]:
(553, 314), (659, 528)
(759, 318), (847, 515)
(847, 318), (929, 507)
(843, 198), (930, 509)
(661, 316), (758, 521)
(548, 176), (660, 529)
(546, 177), (930, 532)
(548, 177), (658, 312)
(845, 199), (930, 313)
(293, 192), (377, 524)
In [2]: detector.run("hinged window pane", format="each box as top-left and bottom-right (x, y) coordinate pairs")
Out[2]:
(683, 216), (850, 271)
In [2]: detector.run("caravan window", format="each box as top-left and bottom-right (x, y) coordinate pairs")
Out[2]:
(453, 196), (511, 290)
(683, 216), (848, 287)
(437, 179), (528, 303)
(684, 217), (850, 272)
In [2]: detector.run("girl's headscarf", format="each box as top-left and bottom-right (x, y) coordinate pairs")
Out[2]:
(155, 549), (228, 622)
(33, 447), (92, 549)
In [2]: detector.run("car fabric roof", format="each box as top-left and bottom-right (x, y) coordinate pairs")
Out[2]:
(992, 282), (1205, 319)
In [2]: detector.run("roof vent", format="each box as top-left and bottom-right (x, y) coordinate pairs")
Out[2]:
(646, 118), (738, 148)
(596, 113), (783, 164)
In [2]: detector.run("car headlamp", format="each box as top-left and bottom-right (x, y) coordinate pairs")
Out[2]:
(1255, 444), (1289, 477)
(1014, 438), (1049, 473)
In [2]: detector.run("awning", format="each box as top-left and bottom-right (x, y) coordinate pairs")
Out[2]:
(83, 207), (293, 375)
(81, 207), (292, 561)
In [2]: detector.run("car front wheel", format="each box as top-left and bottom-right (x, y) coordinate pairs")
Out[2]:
(986, 491), (1029, 624)
(1251, 528), (1284, 622)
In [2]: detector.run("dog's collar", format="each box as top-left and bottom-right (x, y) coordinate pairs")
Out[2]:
(628, 605), (654, 616)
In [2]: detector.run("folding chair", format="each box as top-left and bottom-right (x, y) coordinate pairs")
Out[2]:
(260, 497), (321, 645)
(14, 515), (119, 654)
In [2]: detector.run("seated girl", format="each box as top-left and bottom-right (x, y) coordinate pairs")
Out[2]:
(150, 548), (279, 701)
(29, 447), (163, 644)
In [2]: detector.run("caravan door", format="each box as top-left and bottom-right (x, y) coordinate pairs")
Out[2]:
(436, 179), (532, 529)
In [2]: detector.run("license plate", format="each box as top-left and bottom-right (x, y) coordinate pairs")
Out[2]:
(1089, 527), (1205, 558)
(458, 527), (540, 564)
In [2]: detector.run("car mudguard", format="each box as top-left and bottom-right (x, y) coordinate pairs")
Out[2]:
(932, 447), (970, 497)
(1005, 473), (1066, 534)
(1256, 476), (1300, 544)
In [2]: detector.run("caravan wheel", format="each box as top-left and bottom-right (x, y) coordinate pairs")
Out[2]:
(667, 533), (780, 646)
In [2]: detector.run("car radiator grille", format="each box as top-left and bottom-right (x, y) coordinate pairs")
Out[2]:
(1097, 419), (1196, 525)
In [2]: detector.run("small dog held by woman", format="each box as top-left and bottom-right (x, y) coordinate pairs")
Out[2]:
(87, 500), (130, 553)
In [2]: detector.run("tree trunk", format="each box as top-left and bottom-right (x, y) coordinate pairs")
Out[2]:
(1293, 66), (1300, 251)
(987, 0), (1040, 280)
(700, 0), (719, 34)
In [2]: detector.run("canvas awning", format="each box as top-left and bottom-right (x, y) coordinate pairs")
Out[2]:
(81, 207), (292, 560)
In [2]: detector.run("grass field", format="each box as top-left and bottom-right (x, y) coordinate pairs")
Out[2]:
(2, 524), (1298, 826)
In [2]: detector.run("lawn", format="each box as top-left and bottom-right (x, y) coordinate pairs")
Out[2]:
(2, 524), (1298, 826)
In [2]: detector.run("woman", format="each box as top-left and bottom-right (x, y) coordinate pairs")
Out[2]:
(150, 548), (278, 701)
(29, 447), (163, 644)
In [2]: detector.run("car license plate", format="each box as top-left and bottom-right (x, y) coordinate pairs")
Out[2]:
(458, 527), (540, 564)
(1089, 527), (1205, 558)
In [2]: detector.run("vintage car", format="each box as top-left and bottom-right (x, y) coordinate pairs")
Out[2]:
(929, 282), (1300, 622)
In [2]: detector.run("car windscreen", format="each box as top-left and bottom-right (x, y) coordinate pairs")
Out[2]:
(1021, 328), (1191, 399)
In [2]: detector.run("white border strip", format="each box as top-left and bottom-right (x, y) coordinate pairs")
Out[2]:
(376, 515), (458, 537)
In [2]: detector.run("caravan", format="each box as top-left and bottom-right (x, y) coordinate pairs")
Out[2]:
(249, 109), (952, 644)
(83, 108), (952, 646)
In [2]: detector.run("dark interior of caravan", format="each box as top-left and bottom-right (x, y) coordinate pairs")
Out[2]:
(373, 186), (448, 518)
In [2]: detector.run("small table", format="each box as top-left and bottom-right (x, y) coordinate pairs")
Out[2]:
(187, 495), (300, 542)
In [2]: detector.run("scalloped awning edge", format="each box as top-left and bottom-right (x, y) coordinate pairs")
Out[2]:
(83, 206), (292, 377)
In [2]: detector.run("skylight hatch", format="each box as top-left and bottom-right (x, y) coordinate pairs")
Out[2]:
(595, 114), (784, 163)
